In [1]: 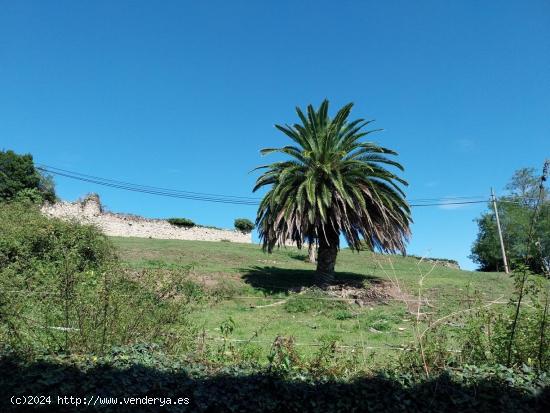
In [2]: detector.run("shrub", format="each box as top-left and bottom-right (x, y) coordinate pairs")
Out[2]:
(0, 202), (115, 274)
(400, 270), (550, 374)
(0, 202), (197, 355)
(234, 218), (254, 233)
(167, 217), (195, 228)
(13, 188), (45, 205)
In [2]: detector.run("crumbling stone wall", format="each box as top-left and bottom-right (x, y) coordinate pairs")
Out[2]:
(41, 194), (252, 244)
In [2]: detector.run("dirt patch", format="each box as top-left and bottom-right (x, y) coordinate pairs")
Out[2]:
(323, 282), (392, 306)
(297, 279), (423, 312)
(195, 275), (219, 288)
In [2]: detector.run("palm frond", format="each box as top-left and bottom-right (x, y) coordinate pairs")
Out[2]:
(254, 100), (412, 254)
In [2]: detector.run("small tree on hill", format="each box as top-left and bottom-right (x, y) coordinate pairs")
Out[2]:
(0, 150), (55, 203)
(167, 218), (195, 228)
(470, 167), (549, 274)
(234, 218), (254, 233)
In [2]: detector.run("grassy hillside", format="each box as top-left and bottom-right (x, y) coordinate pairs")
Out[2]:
(112, 237), (514, 362)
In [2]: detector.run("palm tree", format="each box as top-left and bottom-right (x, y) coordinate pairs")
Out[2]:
(253, 100), (412, 283)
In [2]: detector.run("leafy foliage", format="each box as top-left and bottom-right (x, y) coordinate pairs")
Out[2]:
(0, 149), (55, 203)
(505, 167), (543, 203)
(470, 168), (549, 274)
(1, 347), (548, 412)
(0, 203), (197, 355)
(234, 218), (254, 233)
(167, 217), (196, 227)
(0, 202), (114, 274)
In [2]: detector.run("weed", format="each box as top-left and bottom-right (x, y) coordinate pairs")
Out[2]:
(267, 336), (301, 374)
(283, 289), (348, 314)
(332, 309), (354, 320)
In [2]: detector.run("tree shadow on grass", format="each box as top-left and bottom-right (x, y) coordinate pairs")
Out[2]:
(1, 353), (548, 413)
(240, 266), (384, 294)
(286, 252), (310, 262)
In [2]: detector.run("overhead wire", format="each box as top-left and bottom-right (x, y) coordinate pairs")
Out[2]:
(37, 164), (261, 201)
(37, 164), (493, 207)
(37, 166), (259, 205)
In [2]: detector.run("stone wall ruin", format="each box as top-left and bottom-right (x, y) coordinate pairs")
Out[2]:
(41, 194), (252, 244)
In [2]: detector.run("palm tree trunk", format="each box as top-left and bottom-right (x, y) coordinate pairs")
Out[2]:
(316, 229), (339, 284)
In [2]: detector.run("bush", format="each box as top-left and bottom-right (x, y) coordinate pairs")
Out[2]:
(399, 270), (550, 374)
(0, 202), (197, 355)
(13, 188), (45, 205)
(167, 217), (195, 228)
(234, 218), (254, 233)
(0, 202), (115, 274)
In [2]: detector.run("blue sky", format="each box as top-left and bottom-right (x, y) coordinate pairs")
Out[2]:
(1, 0), (549, 270)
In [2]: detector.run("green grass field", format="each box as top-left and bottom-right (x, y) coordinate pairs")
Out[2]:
(112, 236), (515, 362)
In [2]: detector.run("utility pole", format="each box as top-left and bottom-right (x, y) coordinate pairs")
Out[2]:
(491, 187), (509, 274)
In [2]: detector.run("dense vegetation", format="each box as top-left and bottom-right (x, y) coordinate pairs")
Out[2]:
(0, 150), (55, 203)
(2, 349), (548, 412)
(471, 168), (549, 274)
(0, 203), (196, 356)
(0, 201), (548, 411)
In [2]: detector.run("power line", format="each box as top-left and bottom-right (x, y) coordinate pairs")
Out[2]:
(407, 195), (487, 201)
(37, 164), (491, 207)
(37, 166), (259, 205)
(37, 164), (261, 201)
(409, 200), (487, 207)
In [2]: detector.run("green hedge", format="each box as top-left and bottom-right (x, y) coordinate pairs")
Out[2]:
(167, 217), (195, 228)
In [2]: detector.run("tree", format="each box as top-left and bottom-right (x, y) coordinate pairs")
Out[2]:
(253, 100), (412, 282)
(504, 167), (540, 207)
(234, 218), (254, 233)
(470, 167), (549, 274)
(470, 204), (526, 272)
(0, 150), (55, 203)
